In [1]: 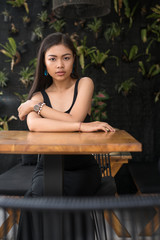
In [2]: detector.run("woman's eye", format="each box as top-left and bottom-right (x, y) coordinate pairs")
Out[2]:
(49, 57), (56, 61)
(64, 57), (70, 60)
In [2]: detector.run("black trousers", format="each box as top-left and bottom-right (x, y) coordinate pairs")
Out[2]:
(17, 155), (101, 240)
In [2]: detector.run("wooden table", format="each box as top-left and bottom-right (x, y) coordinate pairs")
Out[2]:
(0, 130), (142, 196)
(0, 130), (142, 239)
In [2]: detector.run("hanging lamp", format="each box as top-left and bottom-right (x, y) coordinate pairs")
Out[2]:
(52, 0), (111, 19)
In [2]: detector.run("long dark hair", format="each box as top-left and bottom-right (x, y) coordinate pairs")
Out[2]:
(28, 32), (79, 99)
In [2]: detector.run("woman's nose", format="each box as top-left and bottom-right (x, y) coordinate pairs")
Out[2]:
(57, 59), (64, 68)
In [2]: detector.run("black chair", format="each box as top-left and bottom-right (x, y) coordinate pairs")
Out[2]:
(1, 194), (160, 240)
(0, 163), (35, 196)
(94, 153), (117, 196)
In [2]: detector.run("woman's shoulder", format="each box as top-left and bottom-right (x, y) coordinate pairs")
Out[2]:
(79, 77), (94, 86)
(31, 91), (43, 101)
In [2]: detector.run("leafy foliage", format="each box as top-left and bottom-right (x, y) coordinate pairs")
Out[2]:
(33, 26), (43, 40)
(87, 17), (102, 39)
(122, 45), (142, 62)
(19, 60), (36, 87)
(37, 10), (48, 23)
(122, 0), (139, 29)
(0, 70), (8, 87)
(155, 91), (160, 102)
(114, 0), (139, 29)
(0, 115), (17, 130)
(49, 19), (65, 32)
(0, 37), (20, 71)
(116, 77), (136, 96)
(91, 91), (109, 121)
(74, 36), (96, 73)
(142, 5), (160, 55)
(138, 61), (160, 79)
(7, 0), (29, 14)
(104, 22), (123, 42)
(89, 49), (110, 74)
(14, 92), (28, 103)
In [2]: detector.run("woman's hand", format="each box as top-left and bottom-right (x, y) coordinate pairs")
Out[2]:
(80, 121), (115, 133)
(18, 100), (37, 121)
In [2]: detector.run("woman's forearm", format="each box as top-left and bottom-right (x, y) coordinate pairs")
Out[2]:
(27, 113), (115, 133)
(39, 105), (82, 122)
(18, 100), (88, 122)
(27, 115), (80, 132)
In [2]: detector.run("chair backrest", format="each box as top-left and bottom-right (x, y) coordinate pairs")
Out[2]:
(1, 195), (160, 240)
(94, 154), (112, 177)
(94, 154), (117, 196)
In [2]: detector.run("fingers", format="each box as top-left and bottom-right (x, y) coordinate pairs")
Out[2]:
(106, 125), (115, 132)
(102, 122), (115, 132)
(99, 122), (115, 133)
(90, 122), (115, 133)
(18, 112), (26, 121)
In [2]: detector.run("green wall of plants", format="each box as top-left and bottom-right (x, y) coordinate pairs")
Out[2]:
(0, 0), (160, 163)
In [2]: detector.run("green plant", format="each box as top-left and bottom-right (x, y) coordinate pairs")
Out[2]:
(49, 19), (66, 32)
(33, 25), (43, 40)
(138, 61), (160, 79)
(22, 15), (31, 25)
(7, 0), (29, 14)
(113, 0), (123, 16)
(141, 28), (147, 43)
(116, 77), (136, 96)
(37, 10), (48, 23)
(122, 45), (142, 62)
(19, 66), (34, 87)
(1, 9), (11, 22)
(114, 0), (138, 28)
(91, 90), (109, 121)
(19, 60), (35, 87)
(0, 37), (21, 71)
(0, 115), (17, 130)
(155, 91), (160, 102)
(144, 22), (160, 56)
(2, 9), (9, 17)
(89, 49), (111, 74)
(74, 36), (96, 73)
(104, 22), (123, 42)
(29, 58), (37, 69)
(0, 69), (9, 87)
(87, 17), (102, 39)
(9, 23), (19, 34)
(141, 5), (160, 55)
(147, 4), (160, 20)
(14, 92), (28, 103)
(123, 0), (139, 29)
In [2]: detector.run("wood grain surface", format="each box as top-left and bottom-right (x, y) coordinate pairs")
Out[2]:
(0, 130), (142, 154)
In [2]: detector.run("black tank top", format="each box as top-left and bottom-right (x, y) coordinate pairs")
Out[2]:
(41, 78), (90, 122)
(41, 78), (96, 170)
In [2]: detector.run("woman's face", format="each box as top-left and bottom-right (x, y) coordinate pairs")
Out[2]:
(44, 44), (75, 81)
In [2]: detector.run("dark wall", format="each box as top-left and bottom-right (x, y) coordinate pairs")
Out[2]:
(0, 0), (160, 163)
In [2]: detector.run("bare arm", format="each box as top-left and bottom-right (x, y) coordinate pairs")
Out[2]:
(19, 77), (115, 132)
(27, 111), (114, 133)
(18, 77), (94, 122)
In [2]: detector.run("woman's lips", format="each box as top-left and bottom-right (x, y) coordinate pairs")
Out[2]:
(56, 71), (65, 76)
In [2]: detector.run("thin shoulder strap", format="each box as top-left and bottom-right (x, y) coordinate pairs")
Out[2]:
(66, 78), (80, 113)
(41, 90), (52, 108)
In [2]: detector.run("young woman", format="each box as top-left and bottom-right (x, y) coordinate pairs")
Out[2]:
(17, 32), (115, 239)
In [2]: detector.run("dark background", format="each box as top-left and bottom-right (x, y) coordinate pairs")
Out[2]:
(0, 0), (160, 190)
